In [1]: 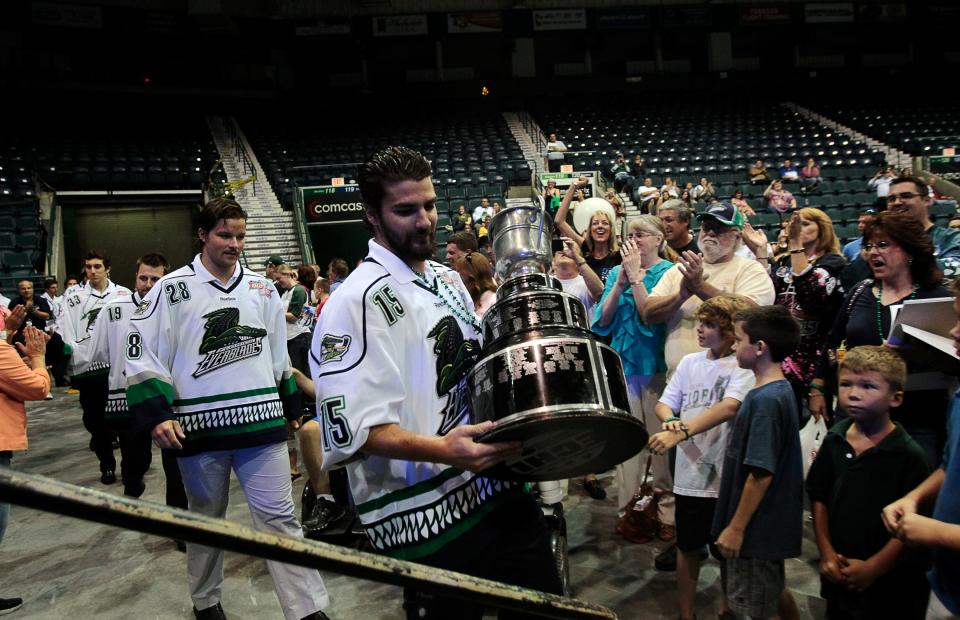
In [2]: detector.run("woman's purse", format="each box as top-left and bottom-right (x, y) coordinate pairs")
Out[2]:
(614, 456), (662, 544)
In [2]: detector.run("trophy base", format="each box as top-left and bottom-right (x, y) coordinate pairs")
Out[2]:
(476, 411), (648, 482)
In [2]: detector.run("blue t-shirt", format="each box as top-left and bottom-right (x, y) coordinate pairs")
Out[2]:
(591, 261), (672, 377)
(712, 379), (803, 560)
(931, 391), (960, 613)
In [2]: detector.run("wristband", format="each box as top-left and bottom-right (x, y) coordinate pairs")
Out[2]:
(576, 260), (586, 267)
(680, 423), (691, 441)
(629, 280), (644, 286)
(789, 248), (804, 254)
(664, 416), (681, 423)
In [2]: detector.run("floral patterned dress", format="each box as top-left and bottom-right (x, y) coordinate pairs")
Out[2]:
(772, 253), (846, 402)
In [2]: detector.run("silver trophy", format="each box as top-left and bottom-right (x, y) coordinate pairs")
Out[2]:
(469, 205), (648, 481)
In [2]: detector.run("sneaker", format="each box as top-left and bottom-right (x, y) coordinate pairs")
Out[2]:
(193, 602), (227, 620)
(582, 478), (606, 500)
(303, 498), (349, 538)
(0, 597), (23, 615)
(654, 542), (677, 572)
(100, 470), (117, 485)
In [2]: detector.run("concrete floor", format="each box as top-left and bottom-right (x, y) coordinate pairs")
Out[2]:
(1, 388), (827, 619)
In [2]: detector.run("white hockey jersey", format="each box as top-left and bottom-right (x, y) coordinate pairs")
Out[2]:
(60, 280), (132, 377)
(311, 240), (525, 560)
(125, 255), (299, 456)
(79, 291), (145, 424)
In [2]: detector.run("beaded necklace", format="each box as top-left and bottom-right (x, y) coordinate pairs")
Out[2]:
(875, 281), (917, 339)
(413, 268), (482, 333)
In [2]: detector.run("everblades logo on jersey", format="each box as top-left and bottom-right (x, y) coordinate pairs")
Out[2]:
(427, 316), (480, 436)
(84, 307), (103, 332)
(318, 334), (351, 365)
(192, 307), (268, 378)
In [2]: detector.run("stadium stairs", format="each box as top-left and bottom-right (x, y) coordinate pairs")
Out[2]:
(786, 102), (912, 171)
(206, 116), (302, 268)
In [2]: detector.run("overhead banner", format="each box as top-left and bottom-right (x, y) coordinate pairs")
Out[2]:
(302, 185), (365, 225)
(661, 6), (712, 27)
(597, 8), (653, 29)
(533, 9), (586, 31)
(295, 19), (352, 37)
(373, 14), (428, 37)
(856, 3), (907, 21)
(804, 3), (854, 22)
(739, 5), (792, 24)
(447, 12), (502, 33)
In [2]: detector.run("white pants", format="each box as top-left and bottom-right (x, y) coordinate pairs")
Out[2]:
(928, 591), (960, 620)
(616, 373), (675, 525)
(178, 442), (329, 619)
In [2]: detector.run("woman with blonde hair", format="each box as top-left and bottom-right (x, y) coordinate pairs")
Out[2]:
(768, 207), (846, 406)
(593, 214), (675, 514)
(554, 177), (621, 302)
(453, 252), (498, 317)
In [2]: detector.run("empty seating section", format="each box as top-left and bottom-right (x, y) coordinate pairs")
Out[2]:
(817, 103), (960, 155)
(241, 113), (528, 215)
(536, 103), (889, 242)
(0, 201), (43, 276)
(0, 117), (219, 193)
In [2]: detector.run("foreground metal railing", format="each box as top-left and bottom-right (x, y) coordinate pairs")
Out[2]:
(0, 469), (616, 619)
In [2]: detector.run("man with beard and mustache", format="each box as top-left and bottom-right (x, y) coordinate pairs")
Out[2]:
(645, 202), (776, 378)
(311, 146), (562, 619)
(886, 175), (960, 279)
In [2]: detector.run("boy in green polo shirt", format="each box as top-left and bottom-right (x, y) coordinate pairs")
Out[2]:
(807, 345), (931, 619)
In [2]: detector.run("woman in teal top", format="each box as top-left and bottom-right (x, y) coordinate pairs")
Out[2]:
(593, 214), (675, 513)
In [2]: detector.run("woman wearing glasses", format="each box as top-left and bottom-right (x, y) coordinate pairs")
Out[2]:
(811, 211), (951, 466)
(592, 215), (676, 530)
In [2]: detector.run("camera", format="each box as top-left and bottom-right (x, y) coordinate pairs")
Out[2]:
(551, 238), (565, 253)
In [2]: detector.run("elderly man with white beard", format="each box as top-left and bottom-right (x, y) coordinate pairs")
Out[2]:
(644, 202), (776, 377)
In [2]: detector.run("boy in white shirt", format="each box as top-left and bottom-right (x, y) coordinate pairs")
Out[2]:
(648, 294), (757, 620)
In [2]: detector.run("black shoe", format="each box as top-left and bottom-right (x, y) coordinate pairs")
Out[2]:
(123, 479), (146, 498)
(193, 602), (226, 620)
(303, 498), (349, 538)
(301, 484), (318, 523)
(300, 612), (330, 620)
(101, 470), (117, 485)
(0, 597), (23, 615)
(582, 478), (606, 500)
(654, 542), (677, 572)
(174, 539), (187, 553)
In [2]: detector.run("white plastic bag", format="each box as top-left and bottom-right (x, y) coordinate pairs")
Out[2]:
(800, 415), (828, 479)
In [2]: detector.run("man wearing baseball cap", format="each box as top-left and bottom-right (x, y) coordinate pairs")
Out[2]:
(644, 201), (775, 373)
(265, 255), (284, 290)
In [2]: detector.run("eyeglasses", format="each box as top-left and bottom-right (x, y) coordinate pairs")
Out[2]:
(700, 220), (736, 234)
(886, 192), (923, 203)
(627, 231), (657, 239)
(863, 241), (896, 252)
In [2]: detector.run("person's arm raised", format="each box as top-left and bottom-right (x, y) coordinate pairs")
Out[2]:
(554, 177), (588, 246)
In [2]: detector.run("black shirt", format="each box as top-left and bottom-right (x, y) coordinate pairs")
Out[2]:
(580, 242), (621, 284)
(673, 237), (700, 256)
(8, 294), (51, 334)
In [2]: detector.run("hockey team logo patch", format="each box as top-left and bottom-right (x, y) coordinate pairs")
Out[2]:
(318, 334), (351, 365)
(84, 307), (103, 332)
(192, 307), (268, 378)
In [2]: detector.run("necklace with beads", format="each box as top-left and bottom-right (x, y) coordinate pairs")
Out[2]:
(413, 268), (482, 333)
(875, 281), (917, 339)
